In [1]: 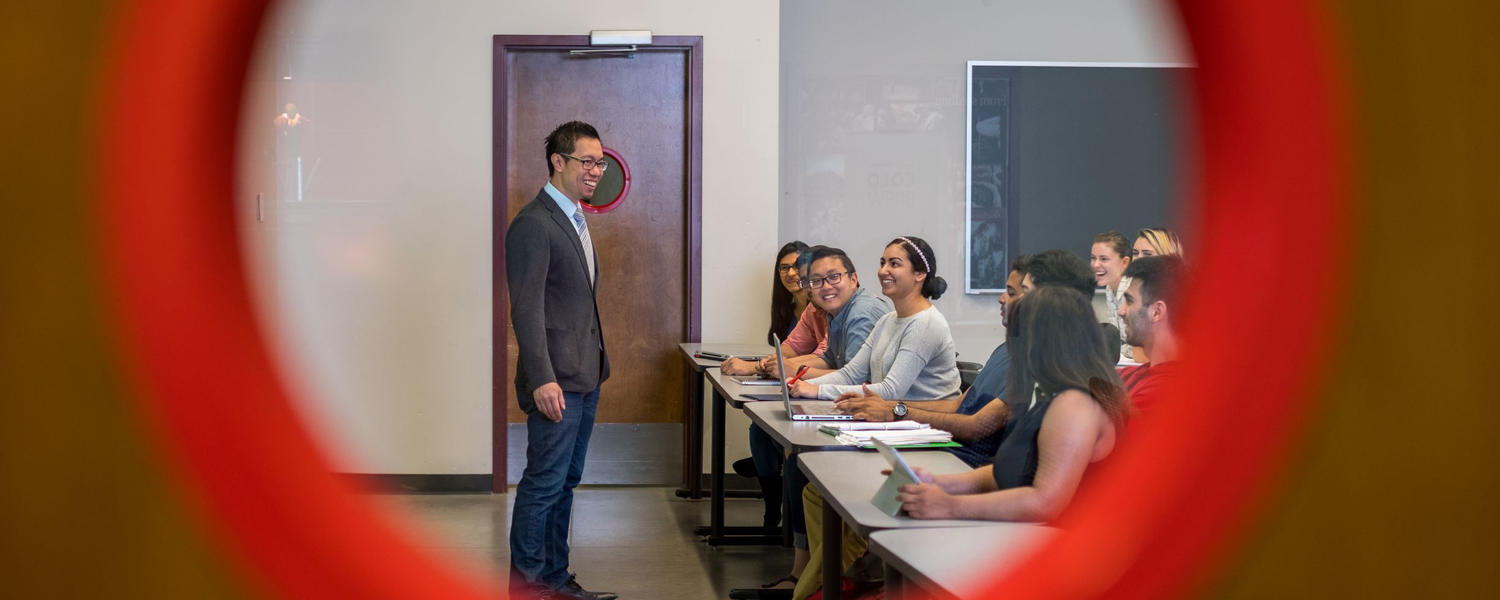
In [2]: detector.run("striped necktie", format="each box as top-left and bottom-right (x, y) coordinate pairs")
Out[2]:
(572, 210), (595, 285)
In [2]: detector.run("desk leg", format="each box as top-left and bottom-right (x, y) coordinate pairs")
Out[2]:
(883, 562), (904, 600)
(709, 385), (726, 537)
(823, 499), (842, 600)
(675, 363), (705, 499)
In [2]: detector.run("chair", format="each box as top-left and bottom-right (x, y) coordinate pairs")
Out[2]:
(956, 360), (983, 393)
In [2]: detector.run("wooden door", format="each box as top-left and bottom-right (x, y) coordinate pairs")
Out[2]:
(492, 37), (703, 489)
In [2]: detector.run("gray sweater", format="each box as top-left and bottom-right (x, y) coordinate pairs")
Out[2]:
(808, 305), (960, 401)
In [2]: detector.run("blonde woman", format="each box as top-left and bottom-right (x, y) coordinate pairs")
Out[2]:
(1133, 227), (1185, 260)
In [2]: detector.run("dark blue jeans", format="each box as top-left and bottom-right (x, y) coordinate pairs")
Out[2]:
(748, 423), (784, 476)
(750, 423), (809, 546)
(509, 387), (599, 590)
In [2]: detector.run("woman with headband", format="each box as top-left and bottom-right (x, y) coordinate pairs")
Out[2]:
(789, 236), (959, 402)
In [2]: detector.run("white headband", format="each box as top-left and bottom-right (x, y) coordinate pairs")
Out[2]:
(897, 237), (930, 274)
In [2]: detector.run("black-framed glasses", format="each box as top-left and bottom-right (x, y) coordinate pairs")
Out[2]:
(560, 153), (610, 172)
(807, 271), (851, 288)
(776, 264), (800, 274)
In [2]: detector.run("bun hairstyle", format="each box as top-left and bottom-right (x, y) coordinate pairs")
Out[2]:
(888, 236), (947, 300)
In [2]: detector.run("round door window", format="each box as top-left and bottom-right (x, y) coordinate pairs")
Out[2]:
(581, 146), (630, 214)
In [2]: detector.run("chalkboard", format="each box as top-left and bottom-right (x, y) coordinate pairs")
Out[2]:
(965, 61), (1192, 293)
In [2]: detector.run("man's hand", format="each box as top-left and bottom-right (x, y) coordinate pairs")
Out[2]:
(759, 353), (782, 377)
(532, 382), (566, 422)
(720, 357), (759, 376)
(834, 384), (895, 421)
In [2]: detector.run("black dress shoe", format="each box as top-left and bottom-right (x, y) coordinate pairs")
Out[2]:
(560, 574), (618, 600)
(732, 456), (758, 478)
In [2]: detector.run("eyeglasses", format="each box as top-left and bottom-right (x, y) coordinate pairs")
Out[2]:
(560, 153), (610, 173)
(776, 264), (800, 274)
(806, 271), (852, 288)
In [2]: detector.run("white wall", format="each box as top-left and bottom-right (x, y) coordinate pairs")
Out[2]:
(779, 0), (1188, 361)
(239, 0), (779, 473)
(238, 0), (1184, 475)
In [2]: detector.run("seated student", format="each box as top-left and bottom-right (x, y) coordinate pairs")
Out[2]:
(790, 260), (1117, 600)
(794, 287), (1129, 600)
(738, 238), (955, 600)
(1132, 227), (1186, 260)
(722, 242), (824, 535)
(722, 241), (822, 376)
(733, 245), (891, 528)
(1090, 230), (1136, 362)
(1115, 255), (1186, 413)
(834, 249), (1102, 467)
(892, 286), (1127, 521)
(726, 247), (892, 599)
(789, 236), (959, 401)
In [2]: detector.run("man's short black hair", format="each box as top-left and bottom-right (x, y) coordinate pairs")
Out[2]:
(1009, 254), (1032, 277)
(1024, 249), (1095, 298)
(1123, 254), (1186, 307)
(544, 121), (601, 176)
(807, 245), (856, 275)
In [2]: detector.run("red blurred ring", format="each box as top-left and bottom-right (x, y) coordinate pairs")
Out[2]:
(95, 1), (1350, 599)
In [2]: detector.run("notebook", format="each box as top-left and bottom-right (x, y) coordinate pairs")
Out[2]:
(870, 439), (922, 516)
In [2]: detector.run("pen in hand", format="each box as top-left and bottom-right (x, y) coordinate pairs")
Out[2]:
(786, 364), (809, 386)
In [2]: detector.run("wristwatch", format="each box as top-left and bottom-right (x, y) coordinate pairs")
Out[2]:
(892, 401), (908, 420)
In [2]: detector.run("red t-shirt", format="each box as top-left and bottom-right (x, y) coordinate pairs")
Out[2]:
(1118, 361), (1179, 414)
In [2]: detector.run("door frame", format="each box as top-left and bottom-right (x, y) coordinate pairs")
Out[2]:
(491, 35), (703, 492)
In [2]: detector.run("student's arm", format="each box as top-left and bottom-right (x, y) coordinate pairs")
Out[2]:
(780, 354), (832, 380)
(919, 465), (997, 496)
(837, 389), (1007, 443)
(898, 391), (1110, 522)
(719, 356), (763, 376)
(794, 333), (874, 398)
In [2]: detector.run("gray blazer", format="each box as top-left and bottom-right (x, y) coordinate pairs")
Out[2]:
(506, 189), (609, 412)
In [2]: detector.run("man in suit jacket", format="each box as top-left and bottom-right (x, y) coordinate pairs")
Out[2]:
(506, 121), (615, 600)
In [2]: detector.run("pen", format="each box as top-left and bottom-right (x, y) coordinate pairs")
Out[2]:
(787, 365), (809, 386)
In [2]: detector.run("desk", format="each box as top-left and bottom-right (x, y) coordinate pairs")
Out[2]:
(738, 397), (857, 547)
(797, 451), (996, 600)
(741, 397), (853, 451)
(867, 524), (1055, 600)
(677, 342), (769, 499)
(695, 366), (790, 546)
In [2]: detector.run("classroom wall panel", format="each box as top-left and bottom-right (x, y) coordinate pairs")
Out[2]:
(779, 0), (1189, 362)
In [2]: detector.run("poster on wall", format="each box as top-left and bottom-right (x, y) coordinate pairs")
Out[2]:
(965, 67), (1011, 293)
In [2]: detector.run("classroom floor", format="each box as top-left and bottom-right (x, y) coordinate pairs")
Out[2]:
(376, 486), (787, 599)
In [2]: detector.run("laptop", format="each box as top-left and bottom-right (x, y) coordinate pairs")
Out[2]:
(744, 334), (853, 421)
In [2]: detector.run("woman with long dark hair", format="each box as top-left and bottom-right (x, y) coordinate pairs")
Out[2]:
(898, 285), (1128, 520)
(721, 241), (818, 376)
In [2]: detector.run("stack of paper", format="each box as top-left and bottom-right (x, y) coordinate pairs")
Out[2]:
(818, 422), (954, 447)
